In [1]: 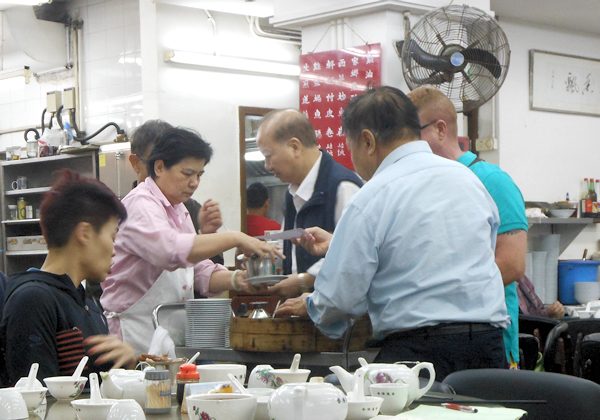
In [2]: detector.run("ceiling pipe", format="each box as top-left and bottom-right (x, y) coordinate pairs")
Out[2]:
(249, 16), (301, 45)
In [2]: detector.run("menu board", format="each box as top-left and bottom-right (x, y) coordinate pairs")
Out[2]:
(299, 44), (382, 170)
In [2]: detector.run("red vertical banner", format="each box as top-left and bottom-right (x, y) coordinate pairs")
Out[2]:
(299, 44), (382, 170)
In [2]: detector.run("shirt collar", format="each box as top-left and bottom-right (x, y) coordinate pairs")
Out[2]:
(289, 152), (322, 202)
(143, 176), (189, 217)
(457, 150), (477, 166)
(373, 140), (432, 178)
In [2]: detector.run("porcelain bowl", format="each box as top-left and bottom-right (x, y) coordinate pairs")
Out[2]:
(574, 281), (600, 304)
(267, 369), (311, 388)
(71, 398), (118, 420)
(186, 393), (257, 420)
(106, 399), (145, 420)
(197, 364), (247, 384)
(0, 388), (29, 420)
(346, 396), (384, 420)
(14, 387), (47, 412)
(43, 376), (87, 401)
(369, 382), (410, 415)
(549, 208), (576, 218)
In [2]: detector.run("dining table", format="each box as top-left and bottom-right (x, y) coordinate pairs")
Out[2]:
(30, 390), (528, 420)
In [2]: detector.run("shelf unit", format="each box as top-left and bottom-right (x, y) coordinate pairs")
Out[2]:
(0, 152), (98, 274)
(528, 217), (598, 255)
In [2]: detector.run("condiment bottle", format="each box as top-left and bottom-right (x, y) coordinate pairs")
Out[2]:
(177, 363), (199, 414)
(144, 369), (171, 414)
(17, 197), (26, 220)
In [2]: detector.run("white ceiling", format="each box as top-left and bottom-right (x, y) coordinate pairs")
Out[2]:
(490, 0), (600, 36)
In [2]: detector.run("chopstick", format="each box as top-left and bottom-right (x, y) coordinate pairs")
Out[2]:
(272, 300), (281, 318)
(418, 398), (547, 405)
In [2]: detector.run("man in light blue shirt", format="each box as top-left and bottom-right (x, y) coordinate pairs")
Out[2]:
(276, 86), (508, 380)
(409, 86), (528, 368)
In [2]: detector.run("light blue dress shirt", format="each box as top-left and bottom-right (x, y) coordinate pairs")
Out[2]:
(307, 141), (509, 339)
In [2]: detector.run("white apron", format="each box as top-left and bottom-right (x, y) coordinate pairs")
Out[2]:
(107, 267), (193, 354)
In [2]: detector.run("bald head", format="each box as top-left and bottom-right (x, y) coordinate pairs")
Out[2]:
(259, 109), (318, 148)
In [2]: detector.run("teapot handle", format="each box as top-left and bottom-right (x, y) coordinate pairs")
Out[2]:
(411, 362), (436, 399)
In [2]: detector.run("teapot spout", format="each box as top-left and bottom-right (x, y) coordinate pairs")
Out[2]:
(329, 365), (354, 393)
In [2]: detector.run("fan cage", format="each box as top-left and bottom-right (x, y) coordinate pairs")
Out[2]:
(402, 4), (511, 113)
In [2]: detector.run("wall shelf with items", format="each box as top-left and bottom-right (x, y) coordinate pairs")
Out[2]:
(528, 217), (599, 254)
(0, 152), (98, 274)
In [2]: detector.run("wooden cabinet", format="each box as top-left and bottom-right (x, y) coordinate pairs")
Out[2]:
(0, 152), (98, 274)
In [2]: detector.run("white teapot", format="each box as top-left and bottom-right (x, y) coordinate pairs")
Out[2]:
(100, 369), (146, 406)
(329, 360), (435, 406)
(268, 382), (347, 420)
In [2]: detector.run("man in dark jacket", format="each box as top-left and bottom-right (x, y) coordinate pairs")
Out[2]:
(0, 170), (136, 386)
(257, 109), (362, 298)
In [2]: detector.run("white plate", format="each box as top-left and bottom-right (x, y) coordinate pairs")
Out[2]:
(247, 275), (287, 286)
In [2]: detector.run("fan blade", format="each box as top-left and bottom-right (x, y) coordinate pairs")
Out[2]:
(398, 40), (455, 73)
(462, 48), (502, 79)
(411, 71), (454, 85)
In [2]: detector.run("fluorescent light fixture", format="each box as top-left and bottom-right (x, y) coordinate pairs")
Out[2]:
(164, 50), (300, 78)
(0, 0), (51, 5)
(100, 142), (131, 153)
(245, 150), (265, 161)
(0, 66), (32, 83)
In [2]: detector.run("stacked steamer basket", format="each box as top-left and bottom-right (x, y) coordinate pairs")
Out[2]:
(185, 298), (232, 348)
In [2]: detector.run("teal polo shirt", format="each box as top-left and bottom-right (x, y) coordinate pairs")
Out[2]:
(458, 151), (528, 364)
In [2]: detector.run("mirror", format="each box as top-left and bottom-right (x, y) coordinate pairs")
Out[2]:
(238, 106), (287, 233)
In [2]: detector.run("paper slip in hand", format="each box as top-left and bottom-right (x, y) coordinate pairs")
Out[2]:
(257, 228), (306, 241)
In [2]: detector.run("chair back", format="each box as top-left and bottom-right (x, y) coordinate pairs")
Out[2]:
(443, 368), (600, 420)
(519, 314), (560, 353)
(581, 332), (600, 384)
(519, 333), (540, 370)
(544, 319), (600, 375)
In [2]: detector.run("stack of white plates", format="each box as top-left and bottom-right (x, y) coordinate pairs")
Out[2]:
(185, 298), (232, 348)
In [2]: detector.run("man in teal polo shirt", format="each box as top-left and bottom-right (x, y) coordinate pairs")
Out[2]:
(409, 86), (528, 368)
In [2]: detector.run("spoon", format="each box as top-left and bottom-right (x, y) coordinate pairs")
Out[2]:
(72, 355), (89, 379)
(26, 363), (39, 389)
(290, 353), (301, 372)
(227, 373), (249, 395)
(358, 357), (369, 368)
(188, 351), (201, 365)
(89, 373), (102, 402)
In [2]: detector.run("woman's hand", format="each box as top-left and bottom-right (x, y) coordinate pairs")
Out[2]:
(199, 199), (223, 234)
(293, 227), (332, 257)
(84, 335), (137, 369)
(237, 233), (284, 260)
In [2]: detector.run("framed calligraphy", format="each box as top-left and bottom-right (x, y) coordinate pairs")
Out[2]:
(529, 49), (600, 117)
(299, 44), (382, 169)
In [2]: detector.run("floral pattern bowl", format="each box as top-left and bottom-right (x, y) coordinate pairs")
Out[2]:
(43, 376), (87, 401)
(186, 393), (257, 420)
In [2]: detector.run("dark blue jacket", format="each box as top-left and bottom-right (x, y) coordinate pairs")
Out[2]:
(283, 151), (362, 274)
(0, 270), (111, 386)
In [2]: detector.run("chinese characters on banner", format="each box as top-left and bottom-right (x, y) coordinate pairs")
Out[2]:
(299, 44), (381, 170)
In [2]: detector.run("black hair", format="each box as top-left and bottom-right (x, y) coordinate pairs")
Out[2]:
(40, 170), (127, 248)
(342, 86), (421, 145)
(247, 182), (269, 209)
(130, 120), (174, 157)
(147, 127), (213, 178)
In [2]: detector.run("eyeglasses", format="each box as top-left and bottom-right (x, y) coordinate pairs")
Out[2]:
(420, 120), (437, 130)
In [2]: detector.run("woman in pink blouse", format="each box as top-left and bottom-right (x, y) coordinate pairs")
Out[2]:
(101, 127), (278, 353)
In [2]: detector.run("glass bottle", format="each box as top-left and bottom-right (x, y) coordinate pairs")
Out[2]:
(17, 197), (26, 220)
(177, 363), (199, 413)
(144, 369), (171, 414)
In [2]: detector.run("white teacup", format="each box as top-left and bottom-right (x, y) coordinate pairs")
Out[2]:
(186, 393), (257, 420)
(248, 365), (274, 388)
(106, 399), (145, 420)
(197, 364), (247, 384)
(369, 382), (410, 415)
(71, 398), (118, 420)
(14, 387), (47, 412)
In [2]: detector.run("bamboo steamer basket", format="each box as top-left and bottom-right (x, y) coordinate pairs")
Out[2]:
(229, 316), (372, 352)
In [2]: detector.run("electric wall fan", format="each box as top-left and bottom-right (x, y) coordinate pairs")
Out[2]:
(395, 4), (510, 113)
